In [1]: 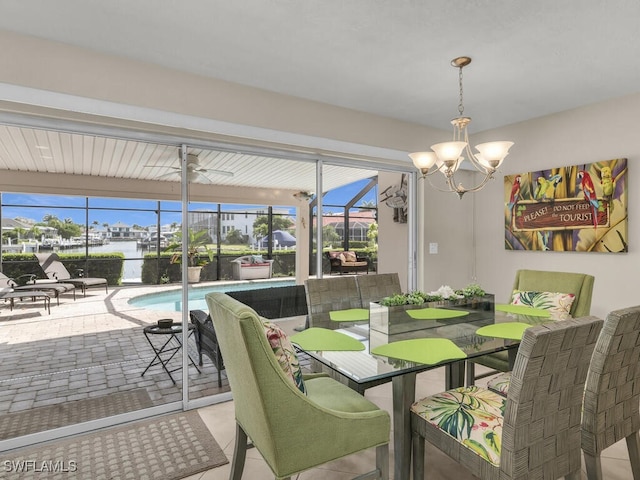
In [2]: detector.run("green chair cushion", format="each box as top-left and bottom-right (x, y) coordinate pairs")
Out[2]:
(476, 322), (531, 340)
(495, 304), (551, 317)
(371, 338), (466, 365)
(305, 376), (386, 413)
(406, 308), (469, 320)
(329, 308), (369, 322)
(290, 327), (365, 351)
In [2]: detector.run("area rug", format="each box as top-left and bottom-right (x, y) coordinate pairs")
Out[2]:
(0, 388), (153, 440)
(0, 410), (228, 479)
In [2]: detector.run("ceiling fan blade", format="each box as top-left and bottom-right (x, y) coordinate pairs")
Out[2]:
(144, 164), (180, 170)
(154, 171), (180, 180)
(205, 169), (234, 177)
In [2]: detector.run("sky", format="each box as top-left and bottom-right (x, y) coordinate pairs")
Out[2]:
(1, 178), (379, 228)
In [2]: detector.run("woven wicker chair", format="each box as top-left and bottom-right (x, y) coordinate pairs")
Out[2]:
(582, 306), (640, 480)
(304, 276), (362, 329)
(356, 273), (402, 306)
(411, 316), (603, 480)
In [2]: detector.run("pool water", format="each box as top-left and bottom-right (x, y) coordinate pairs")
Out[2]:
(129, 279), (295, 312)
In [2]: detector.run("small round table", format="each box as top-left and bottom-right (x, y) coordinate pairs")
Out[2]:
(141, 323), (200, 384)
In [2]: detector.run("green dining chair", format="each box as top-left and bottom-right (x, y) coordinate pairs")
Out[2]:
(466, 269), (595, 385)
(412, 316), (603, 480)
(205, 292), (390, 480)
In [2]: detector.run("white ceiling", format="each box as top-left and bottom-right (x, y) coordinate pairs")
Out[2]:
(0, 1), (639, 194)
(0, 124), (378, 193)
(1, 0), (639, 132)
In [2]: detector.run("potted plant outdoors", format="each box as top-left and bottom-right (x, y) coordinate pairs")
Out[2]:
(165, 229), (214, 283)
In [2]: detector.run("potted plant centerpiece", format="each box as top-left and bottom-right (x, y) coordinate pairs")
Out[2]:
(165, 229), (214, 283)
(371, 283), (494, 335)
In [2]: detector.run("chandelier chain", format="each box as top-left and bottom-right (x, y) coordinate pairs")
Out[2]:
(457, 65), (465, 117)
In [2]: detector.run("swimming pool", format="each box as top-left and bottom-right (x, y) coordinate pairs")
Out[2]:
(128, 279), (295, 311)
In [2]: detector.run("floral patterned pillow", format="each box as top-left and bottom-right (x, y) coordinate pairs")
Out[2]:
(511, 290), (575, 316)
(411, 386), (506, 466)
(262, 320), (306, 394)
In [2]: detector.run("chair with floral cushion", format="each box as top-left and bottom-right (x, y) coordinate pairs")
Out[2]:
(205, 292), (390, 480)
(581, 305), (640, 480)
(411, 316), (603, 480)
(466, 269), (595, 385)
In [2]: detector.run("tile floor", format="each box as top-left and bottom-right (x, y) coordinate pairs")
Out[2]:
(0, 285), (637, 479)
(187, 367), (637, 479)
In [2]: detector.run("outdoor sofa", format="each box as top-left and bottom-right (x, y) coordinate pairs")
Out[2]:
(230, 255), (274, 280)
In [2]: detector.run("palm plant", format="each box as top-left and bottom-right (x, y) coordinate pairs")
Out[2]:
(165, 229), (214, 267)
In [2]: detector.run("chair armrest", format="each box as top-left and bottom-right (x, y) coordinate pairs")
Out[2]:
(75, 268), (85, 278)
(14, 274), (37, 286)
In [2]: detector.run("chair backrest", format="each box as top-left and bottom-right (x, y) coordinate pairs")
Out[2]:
(582, 305), (640, 456)
(34, 252), (71, 281)
(204, 292), (320, 474)
(512, 269), (595, 317)
(501, 315), (603, 478)
(356, 273), (402, 306)
(304, 276), (361, 328)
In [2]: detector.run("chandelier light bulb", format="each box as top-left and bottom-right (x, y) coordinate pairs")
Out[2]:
(409, 152), (438, 171)
(474, 141), (514, 169)
(430, 141), (466, 169)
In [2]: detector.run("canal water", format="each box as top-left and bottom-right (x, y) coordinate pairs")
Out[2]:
(62, 240), (150, 282)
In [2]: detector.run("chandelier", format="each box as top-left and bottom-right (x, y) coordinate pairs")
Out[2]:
(409, 57), (513, 198)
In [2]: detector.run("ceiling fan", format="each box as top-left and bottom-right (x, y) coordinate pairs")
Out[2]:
(145, 153), (234, 183)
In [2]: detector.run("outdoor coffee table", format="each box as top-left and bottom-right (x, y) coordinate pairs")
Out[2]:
(141, 322), (200, 384)
(2, 291), (51, 314)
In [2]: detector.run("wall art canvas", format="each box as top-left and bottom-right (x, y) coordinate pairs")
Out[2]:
(504, 158), (627, 252)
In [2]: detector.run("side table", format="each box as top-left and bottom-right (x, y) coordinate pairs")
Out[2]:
(2, 291), (51, 314)
(141, 323), (200, 384)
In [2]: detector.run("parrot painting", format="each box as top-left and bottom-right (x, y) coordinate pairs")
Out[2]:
(577, 170), (600, 228)
(534, 174), (562, 201)
(600, 166), (615, 202)
(507, 174), (521, 211)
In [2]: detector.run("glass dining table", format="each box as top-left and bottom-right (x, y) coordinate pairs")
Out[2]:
(292, 297), (565, 480)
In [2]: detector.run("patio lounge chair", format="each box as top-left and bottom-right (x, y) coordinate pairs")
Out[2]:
(0, 270), (75, 305)
(34, 253), (108, 297)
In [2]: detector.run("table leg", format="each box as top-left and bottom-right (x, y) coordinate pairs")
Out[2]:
(142, 334), (180, 384)
(392, 372), (416, 480)
(445, 360), (465, 390)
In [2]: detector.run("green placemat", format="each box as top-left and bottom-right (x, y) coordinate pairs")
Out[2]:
(290, 327), (365, 351)
(495, 304), (551, 317)
(406, 308), (469, 320)
(329, 308), (369, 322)
(371, 338), (466, 365)
(476, 322), (531, 340)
